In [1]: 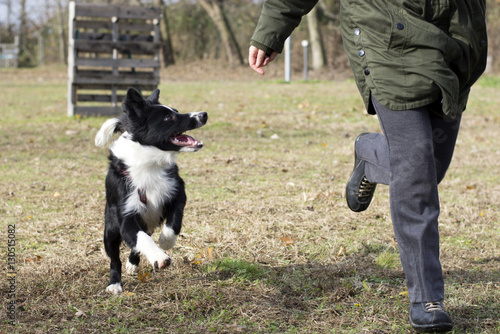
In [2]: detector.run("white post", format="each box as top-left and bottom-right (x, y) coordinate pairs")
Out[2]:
(111, 16), (119, 107)
(67, 1), (76, 117)
(284, 36), (291, 83)
(38, 30), (44, 66)
(301, 40), (309, 81)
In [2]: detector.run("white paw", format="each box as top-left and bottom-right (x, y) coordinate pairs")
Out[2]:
(125, 259), (139, 275)
(106, 283), (123, 294)
(135, 231), (171, 269)
(148, 250), (171, 269)
(159, 226), (178, 250)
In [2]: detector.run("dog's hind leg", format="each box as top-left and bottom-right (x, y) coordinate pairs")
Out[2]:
(104, 214), (123, 294)
(126, 251), (140, 274)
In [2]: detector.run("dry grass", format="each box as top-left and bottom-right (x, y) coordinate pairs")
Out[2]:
(0, 64), (499, 333)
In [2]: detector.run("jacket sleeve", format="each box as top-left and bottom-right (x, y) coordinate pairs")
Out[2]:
(250, 0), (319, 54)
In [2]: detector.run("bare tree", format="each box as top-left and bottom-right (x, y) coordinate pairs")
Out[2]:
(56, 0), (67, 64)
(154, 0), (175, 66)
(307, 5), (326, 70)
(199, 0), (243, 66)
(17, 0), (30, 65)
(1, 0), (14, 37)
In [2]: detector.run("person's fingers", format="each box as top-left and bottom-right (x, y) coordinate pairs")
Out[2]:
(249, 47), (278, 75)
(260, 51), (278, 67)
(268, 51), (278, 62)
(248, 45), (258, 66)
(249, 46), (265, 75)
(255, 49), (267, 67)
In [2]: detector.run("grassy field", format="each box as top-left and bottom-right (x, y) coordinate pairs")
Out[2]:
(1, 65), (499, 333)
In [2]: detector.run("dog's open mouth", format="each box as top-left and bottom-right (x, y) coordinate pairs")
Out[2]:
(169, 133), (203, 149)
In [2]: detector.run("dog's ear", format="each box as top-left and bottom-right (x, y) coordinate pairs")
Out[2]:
(147, 89), (161, 105)
(122, 88), (146, 117)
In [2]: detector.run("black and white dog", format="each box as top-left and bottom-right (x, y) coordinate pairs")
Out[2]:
(95, 88), (207, 294)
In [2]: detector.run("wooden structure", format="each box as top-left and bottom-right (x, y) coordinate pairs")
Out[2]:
(67, 1), (161, 116)
(0, 37), (19, 68)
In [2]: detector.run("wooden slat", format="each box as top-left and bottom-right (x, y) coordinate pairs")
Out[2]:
(73, 72), (159, 86)
(74, 106), (122, 116)
(75, 58), (160, 68)
(75, 4), (160, 20)
(75, 69), (158, 76)
(74, 20), (112, 31)
(76, 33), (153, 43)
(75, 21), (155, 33)
(73, 83), (158, 91)
(76, 94), (126, 102)
(74, 40), (159, 54)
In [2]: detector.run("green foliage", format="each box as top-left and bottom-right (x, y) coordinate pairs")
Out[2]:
(478, 75), (500, 88)
(204, 258), (268, 283)
(375, 249), (400, 269)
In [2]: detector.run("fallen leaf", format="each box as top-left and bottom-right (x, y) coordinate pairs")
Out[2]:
(399, 290), (409, 296)
(203, 247), (213, 260)
(337, 246), (345, 256)
(280, 237), (294, 245)
(26, 255), (43, 263)
(124, 291), (135, 297)
(190, 247), (214, 265)
(53, 192), (61, 198)
(137, 271), (150, 283)
(75, 310), (85, 318)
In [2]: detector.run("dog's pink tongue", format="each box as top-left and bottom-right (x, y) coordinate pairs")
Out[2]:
(170, 134), (202, 148)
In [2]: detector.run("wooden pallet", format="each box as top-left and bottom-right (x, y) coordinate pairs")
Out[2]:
(67, 1), (161, 116)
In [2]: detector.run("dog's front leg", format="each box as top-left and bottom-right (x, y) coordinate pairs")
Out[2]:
(121, 214), (171, 269)
(159, 193), (186, 250)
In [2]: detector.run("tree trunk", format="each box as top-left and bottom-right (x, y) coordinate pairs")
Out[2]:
(56, 0), (67, 65)
(153, 0), (175, 66)
(4, 0), (14, 37)
(307, 5), (326, 70)
(17, 0), (29, 66)
(199, 0), (243, 66)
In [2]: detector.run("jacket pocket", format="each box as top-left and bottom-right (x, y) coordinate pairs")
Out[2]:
(388, 8), (451, 59)
(386, 9), (407, 53)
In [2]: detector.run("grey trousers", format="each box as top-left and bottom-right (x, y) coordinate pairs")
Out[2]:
(356, 96), (461, 303)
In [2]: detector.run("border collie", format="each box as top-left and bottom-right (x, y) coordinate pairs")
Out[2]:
(95, 88), (207, 294)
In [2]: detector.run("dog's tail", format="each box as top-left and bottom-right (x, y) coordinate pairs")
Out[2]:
(95, 118), (121, 147)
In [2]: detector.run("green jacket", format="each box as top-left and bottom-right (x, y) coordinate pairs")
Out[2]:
(250, 0), (488, 119)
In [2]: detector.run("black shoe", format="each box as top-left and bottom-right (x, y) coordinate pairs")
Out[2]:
(345, 133), (377, 212)
(409, 301), (453, 332)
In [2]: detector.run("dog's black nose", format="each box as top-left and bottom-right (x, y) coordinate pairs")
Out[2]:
(197, 112), (208, 124)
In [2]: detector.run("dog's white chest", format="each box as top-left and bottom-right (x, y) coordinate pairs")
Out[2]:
(110, 134), (179, 230)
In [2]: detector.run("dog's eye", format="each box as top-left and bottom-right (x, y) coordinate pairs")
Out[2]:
(164, 114), (175, 122)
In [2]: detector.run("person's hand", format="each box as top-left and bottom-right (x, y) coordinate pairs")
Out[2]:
(248, 45), (278, 75)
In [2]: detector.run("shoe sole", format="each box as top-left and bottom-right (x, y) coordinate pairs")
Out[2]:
(345, 153), (364, 211)
(409, 317), (453, 332)
(345, 133), (374, 212)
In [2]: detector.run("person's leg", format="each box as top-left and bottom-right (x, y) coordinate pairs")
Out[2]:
(369, 96), (444, 303)
(431, 114), (461, 184)
(356, 111), (461, 190)
(350, 97), (460, 332)
(355, 132), (390, 185)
